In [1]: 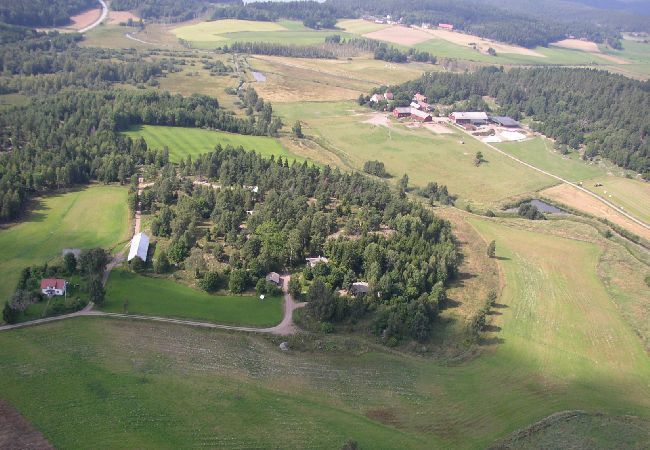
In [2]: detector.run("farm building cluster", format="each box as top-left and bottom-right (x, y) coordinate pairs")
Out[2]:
(372, 92), (435, 122)
(449, 111), (527, 142)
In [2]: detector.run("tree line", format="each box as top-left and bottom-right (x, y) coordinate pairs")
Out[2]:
(380, 67), (650, 177)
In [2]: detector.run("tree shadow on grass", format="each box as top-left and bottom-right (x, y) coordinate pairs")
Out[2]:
(483, 324), (501, 333)
(479, 336), (505, 346)
(494, 256), (510, 261)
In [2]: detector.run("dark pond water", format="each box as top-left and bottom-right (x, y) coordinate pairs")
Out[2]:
(506, 199), (564, 214)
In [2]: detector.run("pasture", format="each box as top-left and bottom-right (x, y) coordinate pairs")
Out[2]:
(0, 216), (649, 448)
(0, 186), (129, 303)
(496, 137), (605, 181)
(104, 270), (283, 327)
(583, 175), (650, 225)
(274, 102), (556, 206)
(121, 125), (300, 163)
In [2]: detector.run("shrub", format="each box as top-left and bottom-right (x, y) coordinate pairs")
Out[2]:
(200, 271), (222, 292)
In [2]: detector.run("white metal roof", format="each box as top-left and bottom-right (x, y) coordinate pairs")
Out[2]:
(128, 232), (150, 262)
(451, 112), (488, 120)
(411, 109), (431, 119)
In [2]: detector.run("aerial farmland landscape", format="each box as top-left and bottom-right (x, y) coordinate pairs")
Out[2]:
(0, 0), (649, 449)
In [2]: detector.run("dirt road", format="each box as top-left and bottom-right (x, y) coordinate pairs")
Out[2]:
(0, 275), (305, 336)
(79, 0), (108, 33)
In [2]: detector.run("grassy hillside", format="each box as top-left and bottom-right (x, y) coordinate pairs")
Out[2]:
(121, 125), (300, 163)
(105, 270), (283, 327)
(583, 175), (650, 225)
(0, 186), (129, 303)
(0, 217), (648, 448)
(275, 102), (556, 207)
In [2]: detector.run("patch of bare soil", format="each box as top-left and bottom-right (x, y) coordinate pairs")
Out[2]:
(69, 8), (102, 30)
(541, 184), (650, 241)
(362, 113), (391, 127)
(0, 400), (54, 450)
(423, 122), (454, 134)
(364, 26), (433, 46)
(551, 39), (631, 64)
(107, 11), (140, 25)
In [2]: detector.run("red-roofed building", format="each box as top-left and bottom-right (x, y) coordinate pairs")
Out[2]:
(413, 93), (428, 103)
(41, 279), (66, 297)
(384, 92), (394, 101)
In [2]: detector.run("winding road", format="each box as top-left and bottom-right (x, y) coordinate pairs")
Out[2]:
(78, 0), (108, 34)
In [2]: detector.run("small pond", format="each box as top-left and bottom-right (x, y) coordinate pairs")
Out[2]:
(506, 199), (564, 214)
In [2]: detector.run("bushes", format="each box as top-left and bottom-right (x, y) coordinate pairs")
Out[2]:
(199, 271), (222, 292)
(518, 203), (545, 220)
(363, 160), (390, 178)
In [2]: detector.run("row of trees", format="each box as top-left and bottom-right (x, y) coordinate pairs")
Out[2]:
(222, 41), (337, 59)
(377, 67), (650, 177)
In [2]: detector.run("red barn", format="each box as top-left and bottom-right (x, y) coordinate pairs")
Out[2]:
(393, 107), (411, 118)
(412, 109), (432, 122)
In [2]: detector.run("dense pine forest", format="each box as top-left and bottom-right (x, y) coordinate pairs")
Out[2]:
(0, 0), (96, 27)
(140, 147), (458, 343)
(381, 67), (650, 177)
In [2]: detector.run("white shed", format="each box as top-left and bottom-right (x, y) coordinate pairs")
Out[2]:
(128, 232), (150, 262)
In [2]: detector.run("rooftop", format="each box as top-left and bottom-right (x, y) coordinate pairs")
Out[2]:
(128, 232), (150, 262)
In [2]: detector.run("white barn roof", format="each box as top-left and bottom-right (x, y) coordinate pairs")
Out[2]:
(128, 232), (150, 262)
(451, 112), (488, 120)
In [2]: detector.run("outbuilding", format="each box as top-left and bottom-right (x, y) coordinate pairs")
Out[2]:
(266, 272), (282, 286)
(449, 112), (489, 125)
(490, 116), (520, 128)
(413, 93), (428, 103)
(411, 109), (433, 122)
(306, 256), (329, 268)
(128, 232), (150, 262)
(351, 282), (370, 296)
(393, 107), (411, 118)
(41, 279), (66, 297)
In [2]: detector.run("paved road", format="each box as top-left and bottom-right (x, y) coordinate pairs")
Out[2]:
(79, 0), (108, 33)
(460, 125), (650, 232)
(0, 275), (305, 336)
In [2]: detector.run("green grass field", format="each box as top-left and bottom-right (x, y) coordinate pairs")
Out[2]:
(105, 269), (283, 327)
(0, 186), (129, 304)
(496, 137), (606, 181)
(121, 125), (300, 163)
(0, 217), (648, 448)
(275, 102), (556, 207)
(583, 175), (650, 225)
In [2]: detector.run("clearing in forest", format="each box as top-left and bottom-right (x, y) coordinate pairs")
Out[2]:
(172, 19), (288, 42)
(122, 125), (300, 163)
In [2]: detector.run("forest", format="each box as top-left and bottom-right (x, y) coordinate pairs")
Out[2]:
(380, 67), (650, 177)
(137, 146), (458, 343)
(0, 0), (96, 27)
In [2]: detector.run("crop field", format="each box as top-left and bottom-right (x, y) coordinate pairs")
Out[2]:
(171, 19), (353, 48)
(496, 137), (606, 181)
(0, 186), (129, 304)
(104, 270), (283, 327)
(121, 125), (300, 163)
(583, 175), (650, 225)
(275, 102), (556, 207)
(337, 19), (390, 35)
(0, 216), (648, 448)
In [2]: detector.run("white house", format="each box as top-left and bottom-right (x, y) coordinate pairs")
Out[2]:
(128, 232), (150, 262)
(41, 279), (66, 297)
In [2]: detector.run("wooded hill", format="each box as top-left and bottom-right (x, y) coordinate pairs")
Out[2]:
(140, 146), (458, 343)
(380, 67), (650, 177)
(0, 0), (96, 27)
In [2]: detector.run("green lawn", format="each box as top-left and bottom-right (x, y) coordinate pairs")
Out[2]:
(496, 137), (606, 181)
(0, 185), (129, 303)
(122, 125), (301, 163)
(0, 218), (648, 448)
(275, 101), (556, 207)
(104, 269), (283, 327)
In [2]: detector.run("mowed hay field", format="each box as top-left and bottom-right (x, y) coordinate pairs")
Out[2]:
(247, 55), (434, 102)
(275, 102), (556, 206)
(122, 125), (300, 163)
(496, 137), (606, 181)
(583, 175), (650, 225)
(0, 186), (129, 303)
(0, 217), (649, 448)
(105, 270), (283, 327)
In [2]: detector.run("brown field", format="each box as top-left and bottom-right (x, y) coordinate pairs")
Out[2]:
(69, 8), (102, 30)
(551, 39), (630, 64)
(0, 400), (54, 450)
(364, 26), (434, 46)
(540, 183), (650, 241)
(107, 11), (140, 25)
(422, 28), (544, 57)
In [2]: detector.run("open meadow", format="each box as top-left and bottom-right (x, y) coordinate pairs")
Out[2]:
(0, 215), (648, 448)
(122, 125), (300, 163)
(105, 270), (283, 327)
(275, 102), (557, 207)
(583, 175), (650, 225)
(0, 186), (129, 304)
